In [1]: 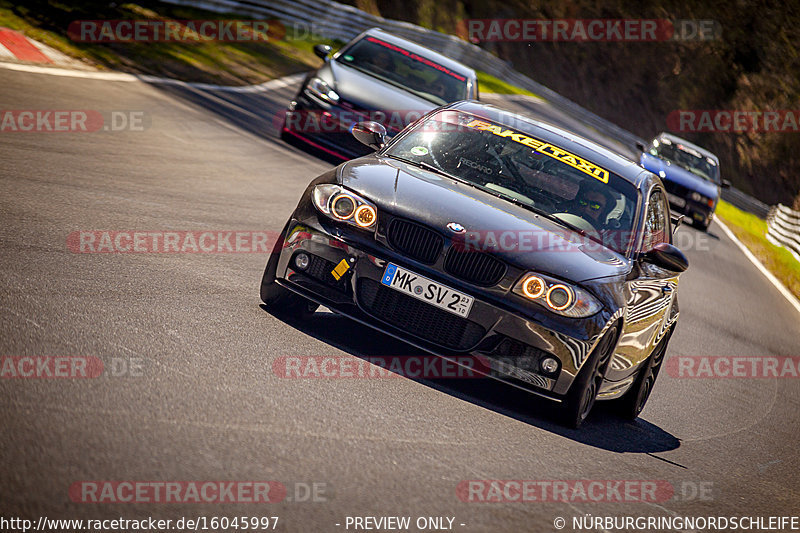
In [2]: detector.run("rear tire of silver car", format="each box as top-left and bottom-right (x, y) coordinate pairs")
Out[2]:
(561, 325), (619, 429)
(614, 327), (672, 420)
(260, 230), (319, 319)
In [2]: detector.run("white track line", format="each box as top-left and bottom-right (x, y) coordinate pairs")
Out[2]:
(716, 218), (800, 316)
(0, 60), (306, 92)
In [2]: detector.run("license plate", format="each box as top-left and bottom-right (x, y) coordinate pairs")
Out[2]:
(667, 193), (686, 208)
(380, 263), (474, 318)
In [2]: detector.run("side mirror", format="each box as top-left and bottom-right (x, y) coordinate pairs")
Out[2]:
(721, 179), (731, 189)
(313, 44), (332, 60)
(640, 242), (688, 272)
(670, 213), (684, 234)
(635, 141), (646, 152)
(351, 121), (387, 150)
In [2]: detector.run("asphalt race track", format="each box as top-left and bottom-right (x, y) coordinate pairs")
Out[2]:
(1, 65), (799, 532)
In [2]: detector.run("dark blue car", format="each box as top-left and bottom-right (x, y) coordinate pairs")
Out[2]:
(640, 133), (730, 230)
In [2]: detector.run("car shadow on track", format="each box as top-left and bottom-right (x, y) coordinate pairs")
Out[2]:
(260, 305), (681, 454)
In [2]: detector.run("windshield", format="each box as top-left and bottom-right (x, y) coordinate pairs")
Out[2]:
(650, 139), (720, 183)
(385, 110), (640, 254)
(335, 36), (469, 104)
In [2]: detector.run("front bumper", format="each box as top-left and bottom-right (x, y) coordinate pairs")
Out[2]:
(281, 93), (377, 161)
(273, 215), (621, 401)
(669, 198), (714, 226)
(664, 188), (715, 226)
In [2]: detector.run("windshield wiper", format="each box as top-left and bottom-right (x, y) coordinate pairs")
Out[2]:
(474, 187), (603, 243)
(385, 154), (463, 181)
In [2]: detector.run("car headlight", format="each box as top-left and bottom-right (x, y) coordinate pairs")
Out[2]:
(312, 184), (377, 230)
(306, 77), (339, 103)
(513, 272), (602, 318)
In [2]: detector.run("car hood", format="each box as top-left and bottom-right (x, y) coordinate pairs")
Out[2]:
(640, 153), (719, 198)
(339, 156), (631, 283)
(320, 61), (437, 120)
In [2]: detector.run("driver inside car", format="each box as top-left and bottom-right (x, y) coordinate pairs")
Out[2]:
(569, 180), (617, 231)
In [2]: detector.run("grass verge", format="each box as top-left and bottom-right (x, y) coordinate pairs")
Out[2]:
(2, 1), (542, 94)
(0, 0), (338, 84)
(477, 70), (540, 98)
(716, 200), (800, 300)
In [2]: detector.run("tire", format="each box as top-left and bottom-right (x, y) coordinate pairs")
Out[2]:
(614, 328), (672, 420)
(259, 231), (319, 318)
(279, 119), (290, 141)
(560, 325), (619, 429)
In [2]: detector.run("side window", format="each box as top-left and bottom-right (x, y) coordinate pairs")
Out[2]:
(642, 189), (669, 251)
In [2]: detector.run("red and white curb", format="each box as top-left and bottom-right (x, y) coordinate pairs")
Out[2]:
(0, 27), (85, 67)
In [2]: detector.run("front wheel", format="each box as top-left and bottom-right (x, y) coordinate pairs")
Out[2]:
(260, 234), (319, 318)
(614, 328), (672, 420)
(560, 325), (618, 429)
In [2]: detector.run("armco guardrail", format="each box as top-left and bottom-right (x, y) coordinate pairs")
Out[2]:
(161, 0), (646, 150)
(767, 204), (800, 261)
(722, 187), (771, 219)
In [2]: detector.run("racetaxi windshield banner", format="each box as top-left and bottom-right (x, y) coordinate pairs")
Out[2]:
(462, 118), (610, 183)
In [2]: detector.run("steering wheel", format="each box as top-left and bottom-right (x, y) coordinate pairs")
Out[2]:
(523, 188), (557, 211)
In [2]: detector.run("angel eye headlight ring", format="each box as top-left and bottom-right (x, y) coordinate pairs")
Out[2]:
(331, 194), (357, 220)
(546, 284), (574, 311)
(354, 205), (377, 227)
(522, 276), (546, 299)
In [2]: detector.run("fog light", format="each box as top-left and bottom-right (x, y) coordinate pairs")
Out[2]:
(540, 357), (559, 374)
(294, 252), (310, 271)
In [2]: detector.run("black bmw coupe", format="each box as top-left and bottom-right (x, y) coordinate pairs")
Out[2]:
(262, 101), (687, 428)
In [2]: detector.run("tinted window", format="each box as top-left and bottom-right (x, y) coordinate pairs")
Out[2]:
(649, 140), (720, 183)
(337, 36), (469, 104)
(385, 110), (640, 254)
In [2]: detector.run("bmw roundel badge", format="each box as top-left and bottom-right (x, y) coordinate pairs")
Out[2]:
(447, 222), (466, 233)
